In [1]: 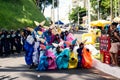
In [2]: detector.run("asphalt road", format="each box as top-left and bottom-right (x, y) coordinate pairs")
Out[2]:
(0, 30), (119, 80)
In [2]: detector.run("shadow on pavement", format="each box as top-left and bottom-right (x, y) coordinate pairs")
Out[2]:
(0, 65), (117, 80)
(0, 64), (36, 72)
(0, 75), (19, 80)
(20, 69), (115, 80)
(0, 52), (25, 59)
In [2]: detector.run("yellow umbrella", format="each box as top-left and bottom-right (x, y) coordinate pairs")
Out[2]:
(99, 20), (111, 25)
(90, 20), (111, 27)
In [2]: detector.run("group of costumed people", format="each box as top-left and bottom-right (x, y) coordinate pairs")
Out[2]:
(24, 21), (92, 71)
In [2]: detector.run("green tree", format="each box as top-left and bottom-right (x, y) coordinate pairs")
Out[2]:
(90, 0), (119, 20)
(69, 6), (86, 24)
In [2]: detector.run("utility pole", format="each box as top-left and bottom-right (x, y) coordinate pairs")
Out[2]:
(115, 0), (117, 17)
(84, 0), (86, 8)
(78, 12), (80, 25)
(97, 0), (100, 20)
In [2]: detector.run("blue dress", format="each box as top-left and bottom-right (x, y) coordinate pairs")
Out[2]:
(56, 48), (70, 69)
(36, 50), (48, 71)
(24, 41), (34, 65)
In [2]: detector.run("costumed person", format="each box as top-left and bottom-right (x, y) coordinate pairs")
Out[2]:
(24, 30), (34, 69)
(68, 39), (78, 69)
(77, 42), (84, 68)
(55, 46), (62, 57)
(37, 44), (48, 71)
(56, 48), (70, 69)
(34, 21), (45, 32)
(81, 42), (92, 69)
(52, 41), (64, 56)
(65, 31), (75, 42)
(43, 28), (55, 45)
(53, 34), (62, 44)
(32, 38), (40, 68)
(46, 50), (57, 70)
(60, 31), (65, 40)
(108, 22), (120, 66)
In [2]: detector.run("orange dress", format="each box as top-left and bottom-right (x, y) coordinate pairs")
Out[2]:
(82, 48), (92, 68)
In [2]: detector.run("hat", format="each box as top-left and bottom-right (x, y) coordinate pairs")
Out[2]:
(34, 20), (46, 26)
(43, 26), (49, 30)
(77, 39), (87, 45)
(72, 39), (77, 45)
(34, 21), (39, 26)
(52, 41), (64, 48)
(39, 20), (46, 26)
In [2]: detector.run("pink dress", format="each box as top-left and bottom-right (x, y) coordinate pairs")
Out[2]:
(66, 33), (75, 42)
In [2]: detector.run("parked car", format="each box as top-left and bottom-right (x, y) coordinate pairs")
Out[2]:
(78, 26), (87, 30)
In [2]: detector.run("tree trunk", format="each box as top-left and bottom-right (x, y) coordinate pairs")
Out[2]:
(110, 0), (113, 21)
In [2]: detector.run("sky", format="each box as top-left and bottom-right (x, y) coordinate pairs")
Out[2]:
(44, 0), (72, 24)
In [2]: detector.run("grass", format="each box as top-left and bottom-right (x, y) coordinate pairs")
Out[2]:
(0, 0), (49, 30)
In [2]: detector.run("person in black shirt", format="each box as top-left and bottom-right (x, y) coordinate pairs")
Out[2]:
(15, 29), (22, 53)
(10, 30), (15, 54)
(109, 22), (120, 66)
(0, 31), (2, 56)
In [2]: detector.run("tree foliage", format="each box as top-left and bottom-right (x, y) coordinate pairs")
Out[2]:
(69, 6), (86, 24)
(90, 0), (119, 19)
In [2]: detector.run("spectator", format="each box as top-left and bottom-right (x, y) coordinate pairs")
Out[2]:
(109, 22), (120, 66)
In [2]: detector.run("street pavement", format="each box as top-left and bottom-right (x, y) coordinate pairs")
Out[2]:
(0, 30), (119, 80)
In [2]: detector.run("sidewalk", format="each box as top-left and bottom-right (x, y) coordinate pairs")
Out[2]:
(93, 58), (120, 79)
